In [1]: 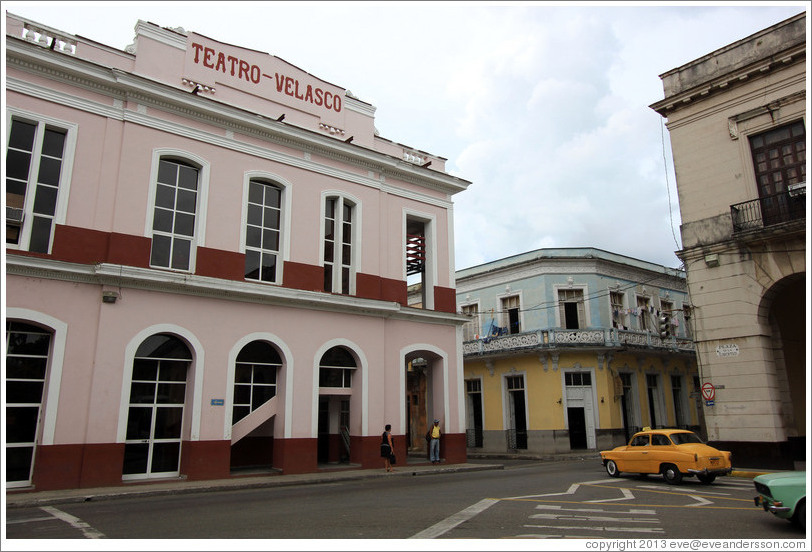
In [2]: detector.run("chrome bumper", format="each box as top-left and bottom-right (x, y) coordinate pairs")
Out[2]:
(754, 496), (791, 515)
(688, 467), (733, 476)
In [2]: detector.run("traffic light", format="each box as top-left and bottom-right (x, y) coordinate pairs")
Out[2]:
(658, 314), (670, 338)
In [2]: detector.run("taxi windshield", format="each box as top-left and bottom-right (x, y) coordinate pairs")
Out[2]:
(670, 432), (704, 445)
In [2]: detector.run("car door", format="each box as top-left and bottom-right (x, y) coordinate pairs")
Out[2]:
(623, 434), (651, 473)
(647, 433), (674, 472)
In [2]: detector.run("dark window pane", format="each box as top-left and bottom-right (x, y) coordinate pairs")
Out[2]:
(5, 357), (48, 380)
(32, 185), (58, 215)
(260, 254), (276, 282)
(129, 382), (156, 403)
(323, 241), (334, 263)
(246, 225), (261, 248)
(29, 216), (52, 253)
(6, 446), (34, 482)
(173, 212), (195, 236)
(5, 150), (32, 180)
(244, 249), (260, 280)
(157, 160), (177, 185)
(9, 120), (36, 150)
(154, 407), (183, 439)
(176, 189), (197, 214)
(153, 208), (174, 232)
(157, 383), (185, 404)
(171, 238), (191, 270)
(264, 207), (279, 229)
(132, 359), (159, 380)
(324, 219), (334, 240)
(177, 165), (198, 191)
(236, 341), (280, 364)
(125, 406), (153, 440)
(37, 156), (62, 186)
(135, 335), (191, 360)
(6, 406), (40, 442)
(7, 381), (45, 404)
(252, 385), (276, 409)
(122, 443), (149, 474)
(266, 186), (281, 208)
(252, 366), (277, 385)
(233, 385), (251, 405)
(321, 347), (356, 368)
(159, 360), (188, 381)
(41, 128), (66, 158)
(234, 363), (253, 382)
(232, 406), (250, 424)
(150, 234), (171, 267)
(155, 184), (175, 209)
(248, 181), (263, 204)
(6, 329), (51, 356)
(247, 204), (262, 226)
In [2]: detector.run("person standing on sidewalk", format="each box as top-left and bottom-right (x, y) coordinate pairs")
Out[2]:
(381, 424), (395, 472)
(428, 419), (442, 465)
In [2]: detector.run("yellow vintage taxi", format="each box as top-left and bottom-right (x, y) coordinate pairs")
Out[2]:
(600, 428), (733, 484)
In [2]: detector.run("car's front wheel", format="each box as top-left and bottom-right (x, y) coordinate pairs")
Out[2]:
(605, 460), (620, 477)
(697, 473), (716, 484)
(661, 464), (683, 484)
(792, 498), (805, 529)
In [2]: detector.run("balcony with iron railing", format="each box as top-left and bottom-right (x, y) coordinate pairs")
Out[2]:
(462, 327), (695, 357)
(731, 184), (806, 233)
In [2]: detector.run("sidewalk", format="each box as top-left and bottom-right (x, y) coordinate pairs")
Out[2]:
(5, 453), (775, 510)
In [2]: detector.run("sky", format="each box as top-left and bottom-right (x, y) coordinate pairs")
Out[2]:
(5, 1), (807, 272)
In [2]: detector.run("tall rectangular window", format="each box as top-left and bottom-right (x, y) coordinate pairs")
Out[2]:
(150, 159), (199, 271)
(637, 296), (651, 332)
(749, 120), (806, 226)
(610, 291), (627, 329)
(501, 295), (521, 334)
(244, 180), (282, 283)
(558, 289), (584, 329)
(6, 117), (68, 253)
(461, 304), (480, 341)
(323, 196), (355, 294)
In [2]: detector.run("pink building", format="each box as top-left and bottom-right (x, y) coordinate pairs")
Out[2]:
(5, 13), (470, 491)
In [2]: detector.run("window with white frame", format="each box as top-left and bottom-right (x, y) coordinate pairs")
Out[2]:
(461, 304), (480, 341)
(319, 346), (356, 388)
(149, 158), (200, 271)
(323, 196), (355, 294)
(501, 295), (521, 334)
(244, 179), (282, 283)
(6, 115), (72, 253)
(232, 341), (280, 424)
(610, 291), (627, 329)
(558, 289), (584, 329)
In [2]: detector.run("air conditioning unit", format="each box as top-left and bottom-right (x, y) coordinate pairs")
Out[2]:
(6, 206), (24, 224)
(788, 182), (806, 197)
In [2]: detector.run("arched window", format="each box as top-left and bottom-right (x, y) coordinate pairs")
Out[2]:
(244, 179), (283, 283)
(5, 321), (52, 487)
(150, 158), (200, 271)
(123, 334), (191, 479)
(232, 341), (281, 423)
(319, 346), (356, 388)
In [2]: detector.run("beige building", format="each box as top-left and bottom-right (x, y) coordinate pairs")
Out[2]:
(651, 13), (806, 469)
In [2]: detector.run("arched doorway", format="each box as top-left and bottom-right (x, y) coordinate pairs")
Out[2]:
(317, 346), (356, 464)
(122, 333), (191, 480)
(762, 273), (806, 461)
(404, 349), (445, 459)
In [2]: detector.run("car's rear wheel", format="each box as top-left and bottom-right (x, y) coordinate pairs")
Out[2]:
(791, 498), (805, 529)
(605, 460), (620, 477)
(697, 473), (716, 484)
(661, 464), (683, 484)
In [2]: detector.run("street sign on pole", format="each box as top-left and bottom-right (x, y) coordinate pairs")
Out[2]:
(701, 382), (716, 402)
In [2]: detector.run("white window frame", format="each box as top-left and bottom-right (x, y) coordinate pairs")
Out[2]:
(320, 191), (361, 295)
(553, 285), (590, 329)
(5, 108), (77, 254)
(144, 148), (210, 273)
(403, 209), (437, 309)
(240, 171), (292, 285)
(460, 301), (481, 341)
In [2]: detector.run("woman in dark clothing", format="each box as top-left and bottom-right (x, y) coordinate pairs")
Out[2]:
(380, 424), (395, 472)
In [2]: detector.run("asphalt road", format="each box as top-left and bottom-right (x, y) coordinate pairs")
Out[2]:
(4, 458), (806, 542)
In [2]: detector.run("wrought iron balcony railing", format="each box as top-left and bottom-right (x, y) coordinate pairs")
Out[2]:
(731, 185), (806, 233)
(462, 328), (695, 356)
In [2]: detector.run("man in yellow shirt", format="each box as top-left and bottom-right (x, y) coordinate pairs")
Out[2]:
(429, 419), (442, 464)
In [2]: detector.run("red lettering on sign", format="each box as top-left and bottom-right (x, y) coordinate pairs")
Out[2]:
(204, 47), (215, 68)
